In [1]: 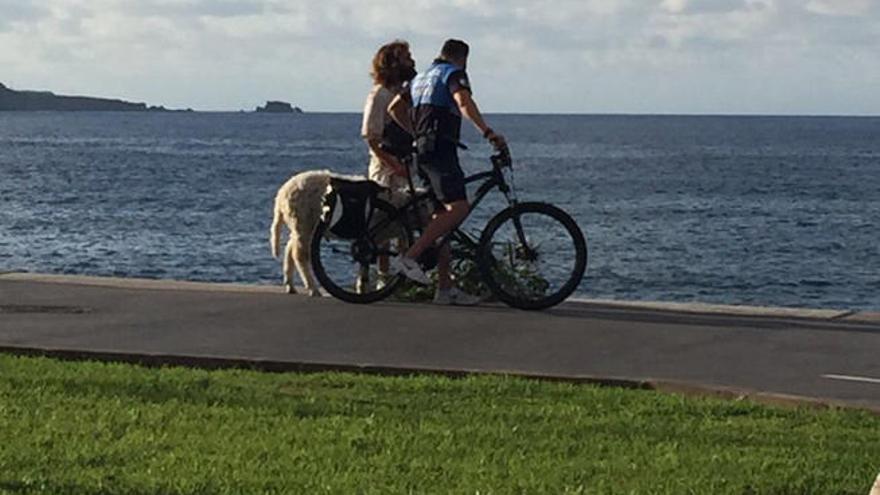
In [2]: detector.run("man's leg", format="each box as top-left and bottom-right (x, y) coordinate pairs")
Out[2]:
(391, 144), (468, 286)
(436, 242), (452, 290)
(405, 200), (469, 261)
(431, 233), (479, 306)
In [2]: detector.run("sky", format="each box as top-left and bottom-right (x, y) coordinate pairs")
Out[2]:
(1, 0), (879, 115)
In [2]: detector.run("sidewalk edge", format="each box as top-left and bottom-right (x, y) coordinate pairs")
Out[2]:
(2, 344), (878, 416)
(3, 272), (873, 322)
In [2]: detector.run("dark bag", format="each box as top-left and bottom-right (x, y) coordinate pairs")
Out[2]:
(380, 120), (414, 159)
(322, 178), (384, 239)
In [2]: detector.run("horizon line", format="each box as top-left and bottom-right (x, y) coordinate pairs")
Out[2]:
(5, 83), (878, 118)
(2, 109), (878, 118)
(141, 109), (880, 118)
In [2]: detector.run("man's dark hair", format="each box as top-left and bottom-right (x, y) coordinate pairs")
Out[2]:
(440, 39), (469, 61)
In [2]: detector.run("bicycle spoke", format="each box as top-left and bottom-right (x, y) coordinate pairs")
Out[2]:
(479, 203), (587, 309)
(311, 199), (413, 304)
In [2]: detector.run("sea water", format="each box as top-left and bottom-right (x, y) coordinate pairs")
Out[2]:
(1, 112), (878, 309)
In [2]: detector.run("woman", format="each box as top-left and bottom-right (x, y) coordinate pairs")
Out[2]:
(361, 40), (417, 190)
(360, 40), (417, 288)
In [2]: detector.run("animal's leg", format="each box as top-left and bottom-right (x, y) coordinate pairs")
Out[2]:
(283, 240), (297, 294)
(293, 234), (321, 297)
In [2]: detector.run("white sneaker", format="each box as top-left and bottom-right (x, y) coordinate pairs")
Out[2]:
(433, 287), (481, 306)
(375, 271), (391, 290)
(389, 255), (431, 285)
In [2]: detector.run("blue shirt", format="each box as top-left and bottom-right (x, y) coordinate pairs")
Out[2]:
(410, 59), (471, 144)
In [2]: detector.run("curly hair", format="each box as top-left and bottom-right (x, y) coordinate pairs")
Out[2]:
(370, 40), (412, 87)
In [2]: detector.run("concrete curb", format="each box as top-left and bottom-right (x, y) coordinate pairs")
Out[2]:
(843, 312), (880, 324)
(4, 272), (875, 324)
(0, 272), (278, 294)
(567, 297), (854, 321)
(2, 343), (878, 417)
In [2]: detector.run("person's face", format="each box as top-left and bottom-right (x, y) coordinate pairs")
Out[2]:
(399, 49), (417, 82)
(401, 50), (415, 70)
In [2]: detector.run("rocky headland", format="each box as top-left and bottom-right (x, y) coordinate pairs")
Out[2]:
(1, 83), (304, 113)
(0, 82), (188, 112)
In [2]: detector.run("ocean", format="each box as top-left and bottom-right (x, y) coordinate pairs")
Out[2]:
(1, 112), (878, 310)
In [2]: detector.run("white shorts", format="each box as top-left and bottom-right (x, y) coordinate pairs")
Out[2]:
(368, 156), (409, 190)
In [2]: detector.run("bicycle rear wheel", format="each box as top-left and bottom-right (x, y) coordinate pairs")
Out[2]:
(311, 199), (413, 304)
(478, 202), (587, 310)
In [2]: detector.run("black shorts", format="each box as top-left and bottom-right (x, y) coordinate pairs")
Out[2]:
(417, 143), (467, 203)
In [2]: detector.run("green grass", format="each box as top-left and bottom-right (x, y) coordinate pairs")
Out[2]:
(1, 355), (878, 494)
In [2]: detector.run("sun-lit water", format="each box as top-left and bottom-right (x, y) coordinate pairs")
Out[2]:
(2, 112), (878, 309)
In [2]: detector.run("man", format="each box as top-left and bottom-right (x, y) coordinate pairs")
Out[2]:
(388, 39), (506, 305)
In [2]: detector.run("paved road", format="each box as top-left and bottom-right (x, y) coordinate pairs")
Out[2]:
(2, 273), (879, 412)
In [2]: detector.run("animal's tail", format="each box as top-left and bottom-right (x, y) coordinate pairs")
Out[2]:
(270, 200), (284, 259)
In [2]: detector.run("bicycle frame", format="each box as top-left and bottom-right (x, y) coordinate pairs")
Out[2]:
(316, 149), (587, 309)
(382, 158), (517, 252)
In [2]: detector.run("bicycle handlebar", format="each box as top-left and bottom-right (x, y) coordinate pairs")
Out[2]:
(491, 146), (512, 169)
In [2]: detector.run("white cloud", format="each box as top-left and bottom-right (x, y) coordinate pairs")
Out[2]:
(661, 0), (762, 15)
(805, 0), (872, 17)
(0, 0), (878, 114)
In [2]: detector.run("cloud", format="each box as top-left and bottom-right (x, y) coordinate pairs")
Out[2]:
(0, 0), (50, 31)
(805, 0), (873, 17)
(1, 0), (878, 113)
(129, 0), (274, 18)
(661, 0), (756, 15)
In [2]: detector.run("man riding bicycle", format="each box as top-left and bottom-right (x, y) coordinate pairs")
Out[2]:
(388, 38), (507, 305)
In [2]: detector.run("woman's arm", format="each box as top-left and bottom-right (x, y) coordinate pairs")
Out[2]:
(366, 138), (407, 177)
(362, 88), (407, 177)
(387, 93), (414, 135)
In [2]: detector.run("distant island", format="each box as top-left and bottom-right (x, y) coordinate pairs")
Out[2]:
(0, 82), (190, 112)
(1, 82), (304, 113)
(256, 101), (303, 113)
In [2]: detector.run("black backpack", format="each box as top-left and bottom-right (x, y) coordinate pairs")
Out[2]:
(322, 178), (385, 239)
(380, 119), (414, 159)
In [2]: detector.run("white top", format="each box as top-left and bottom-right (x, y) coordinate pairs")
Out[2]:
(361, 84), (406, 188)
(361, 84), (395, 142)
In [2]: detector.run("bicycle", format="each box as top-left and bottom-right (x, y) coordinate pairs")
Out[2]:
(311, 147), (588, 310)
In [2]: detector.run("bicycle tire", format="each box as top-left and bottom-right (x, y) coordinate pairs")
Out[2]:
(311, 199), (413, 304)
(477, 202), (587, 310)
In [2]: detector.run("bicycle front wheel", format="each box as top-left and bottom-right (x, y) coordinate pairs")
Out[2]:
(478, 202), (587, 310)
(311, 199), (413, 304)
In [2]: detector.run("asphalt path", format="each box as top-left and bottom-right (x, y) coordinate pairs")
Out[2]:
(2, 273), (879, 412)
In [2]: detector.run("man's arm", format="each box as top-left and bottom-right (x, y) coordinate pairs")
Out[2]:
(387, 94), (413, 136)
(452, 89), (505, 148)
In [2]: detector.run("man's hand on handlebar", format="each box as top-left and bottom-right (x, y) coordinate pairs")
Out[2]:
(483, 128), (507, 151)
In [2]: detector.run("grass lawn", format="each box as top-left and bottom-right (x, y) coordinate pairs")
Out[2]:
(1, 354), (878, 494)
